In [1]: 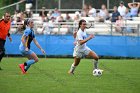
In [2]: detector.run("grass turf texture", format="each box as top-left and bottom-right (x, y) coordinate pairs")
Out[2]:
(0, 57), (140, 93)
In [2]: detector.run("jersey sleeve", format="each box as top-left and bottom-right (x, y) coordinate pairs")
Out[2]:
(23, 29), (31, 36)
(77, 31), (83, 40)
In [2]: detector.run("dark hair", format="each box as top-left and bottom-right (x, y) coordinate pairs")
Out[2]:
(22, 19), (27, 30)
(78, 19), (86, 30)
(133, 2), (138, 5)
(23, 19), (32, 30)
(114, 6), (117, 8)
(22, 19), (31, 30)
(120, 1), (124, 4)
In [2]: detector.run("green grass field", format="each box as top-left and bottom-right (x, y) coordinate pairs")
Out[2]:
(0, 57), (140, 93)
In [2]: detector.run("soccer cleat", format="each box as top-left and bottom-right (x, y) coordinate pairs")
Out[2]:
(68, 71), (74, 75)
(19, 64), (26, 74)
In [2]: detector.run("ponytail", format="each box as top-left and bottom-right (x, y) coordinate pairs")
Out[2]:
(22, 19), (28, 30)
(22, 18), (32, 30)
(78, 25), (80, 30)
(78, 19), (86, 30)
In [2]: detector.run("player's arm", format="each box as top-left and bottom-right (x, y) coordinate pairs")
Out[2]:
(21, 35), (27, 47)
(7, 32), (12, 42)
(21, 35), (29, 51)
(33, 38), (46, 54)
(7, 20), (12, 42)
(78, 34), (94, 45)
(73, 31), (77, 38)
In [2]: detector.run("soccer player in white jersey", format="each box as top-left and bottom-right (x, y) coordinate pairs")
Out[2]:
(68, 19), (101, 74)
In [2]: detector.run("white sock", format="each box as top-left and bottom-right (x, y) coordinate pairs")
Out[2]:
(70, 63), (76, 73)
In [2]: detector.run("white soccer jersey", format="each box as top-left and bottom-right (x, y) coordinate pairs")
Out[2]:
(73, 28), (91, 58)
(75, 28), (87, 49)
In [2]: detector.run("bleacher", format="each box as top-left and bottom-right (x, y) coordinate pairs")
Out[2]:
(9, 12), (140, 36)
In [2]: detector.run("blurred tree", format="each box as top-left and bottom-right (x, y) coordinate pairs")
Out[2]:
(0, 0), (25, 18)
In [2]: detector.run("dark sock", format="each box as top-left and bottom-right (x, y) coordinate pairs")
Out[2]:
(24, 60), (35, 72)
(24, 62), (27, 66)
(0, 51), (5, 62)
(93, 60), (98, 69)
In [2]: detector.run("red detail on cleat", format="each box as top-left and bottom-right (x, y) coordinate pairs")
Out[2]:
(19, 64), (26, 74)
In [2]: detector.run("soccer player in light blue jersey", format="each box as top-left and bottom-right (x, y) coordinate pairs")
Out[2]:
(19, 19), (45, 74)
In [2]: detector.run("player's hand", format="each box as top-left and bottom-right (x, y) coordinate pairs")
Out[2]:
(9, 37), (12, 42)
(73, 30), (77, 38)
(73, 41), (76, 46)
(41, 48), (46, 54)
(89, 34), (94, 39)
(25, 47), (29, 51)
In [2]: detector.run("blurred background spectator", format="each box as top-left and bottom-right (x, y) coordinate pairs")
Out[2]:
(128, 2), (140, 17)
(65, 12), (73, 22)
(39, 7), (47, 21)
(115, 16), (125, 33)
(124, 7), (131, 19)
(111, 6), (120, 22)
(51, 8), (61, 19)
(25, 0), (33, 12)
(118, 1), (126, 17)
(98, 4), (109, 22)
(42, 17), (55, 35)
(81, 4), (89, 17)
(88, 4), (96, 17)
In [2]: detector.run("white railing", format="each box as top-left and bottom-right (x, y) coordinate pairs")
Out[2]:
(0, 0), (25, 10)
(10, 20), (140, 36)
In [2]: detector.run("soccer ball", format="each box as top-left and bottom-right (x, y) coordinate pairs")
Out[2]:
(93, 69), (103, 76)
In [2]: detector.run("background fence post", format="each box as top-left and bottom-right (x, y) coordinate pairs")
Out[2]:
(110, 23), (113, 36)
(138, 24), (140, 37)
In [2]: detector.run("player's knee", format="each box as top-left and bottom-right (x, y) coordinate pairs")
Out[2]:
(34, 58), (39, 62)
(94, 56), (99, 61)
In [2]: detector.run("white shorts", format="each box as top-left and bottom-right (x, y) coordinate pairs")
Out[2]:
(73, 46), (91, 58)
